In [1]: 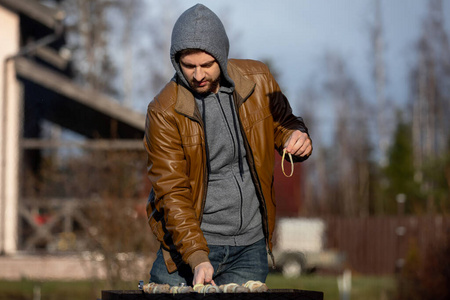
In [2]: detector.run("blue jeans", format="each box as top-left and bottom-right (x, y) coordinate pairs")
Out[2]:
(150, 238), (269, 286)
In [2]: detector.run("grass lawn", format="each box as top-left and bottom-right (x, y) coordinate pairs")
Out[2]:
(267, 273), (396, 300)
(0, 274), (395, 300)
(0, 279), (110, 300)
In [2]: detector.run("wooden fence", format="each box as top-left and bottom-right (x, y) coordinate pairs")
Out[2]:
(323, 215), (450, 275)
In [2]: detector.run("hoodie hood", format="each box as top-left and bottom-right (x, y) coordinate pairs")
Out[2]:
(170, 4), (234, 89)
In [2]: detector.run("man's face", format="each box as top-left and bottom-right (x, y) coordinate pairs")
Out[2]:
(179, 51), (221, 95)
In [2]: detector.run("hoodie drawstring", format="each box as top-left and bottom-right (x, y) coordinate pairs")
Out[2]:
(201, 98), (211, 178)
(228, 94), (244, 179)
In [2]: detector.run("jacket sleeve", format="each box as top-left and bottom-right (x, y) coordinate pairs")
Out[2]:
(267, 71), (311, 163)
(144, 101), (209, 270)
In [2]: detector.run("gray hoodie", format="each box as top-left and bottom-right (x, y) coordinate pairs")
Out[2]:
(170, 4), (233, 88)
(170, 4), (264, 246)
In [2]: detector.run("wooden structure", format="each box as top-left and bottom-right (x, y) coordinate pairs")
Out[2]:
(273, 153), (303, 217)
(325, 215), (450, 275)
(0, 0), (145, 254)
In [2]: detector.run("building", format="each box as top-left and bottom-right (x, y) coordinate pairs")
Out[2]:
(0, 0), (146, 255)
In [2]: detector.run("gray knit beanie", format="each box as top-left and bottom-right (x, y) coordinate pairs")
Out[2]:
(170, 4), (234, 88)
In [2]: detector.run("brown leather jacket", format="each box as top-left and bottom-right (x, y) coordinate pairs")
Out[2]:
(144, 59), (309, 273)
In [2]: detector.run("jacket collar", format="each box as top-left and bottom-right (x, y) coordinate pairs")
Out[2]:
(227, 60), (255, 104)
(174, 60), (255, 120)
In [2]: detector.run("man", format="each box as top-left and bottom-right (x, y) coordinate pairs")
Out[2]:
(144, 4), (312, 286)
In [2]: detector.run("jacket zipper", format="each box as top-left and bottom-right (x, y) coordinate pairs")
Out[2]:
(232, 90), (274, 267)
(216, 94), (244, 232)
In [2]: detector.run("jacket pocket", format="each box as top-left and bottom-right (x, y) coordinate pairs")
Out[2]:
(181, 132), (202, 147)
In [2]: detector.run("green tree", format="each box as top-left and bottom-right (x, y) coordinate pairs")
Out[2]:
(381, 116), (421, 214)
(420, 147), (450, 214)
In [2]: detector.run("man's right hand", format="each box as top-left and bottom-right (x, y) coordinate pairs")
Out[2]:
(193, 261), (215, 286)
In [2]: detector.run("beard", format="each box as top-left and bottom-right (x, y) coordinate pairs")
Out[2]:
(190, 76), (221, 95)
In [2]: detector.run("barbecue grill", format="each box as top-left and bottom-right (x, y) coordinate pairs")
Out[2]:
(100, 289), (324, 300)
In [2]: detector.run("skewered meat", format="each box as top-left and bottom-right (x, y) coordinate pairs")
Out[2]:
(142, 283), (170, 294)
(219, 283), (250, 293)
(169, 285), (194, 294)
(193, 283), (221, 293)
(243, 280), (269, 292)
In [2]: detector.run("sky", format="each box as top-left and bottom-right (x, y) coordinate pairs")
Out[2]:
(150, 0), (449, 116)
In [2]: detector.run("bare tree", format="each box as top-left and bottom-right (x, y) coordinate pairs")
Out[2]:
(59, 0), (176, 108)
(322, 53), (373, 216)
(61, 0), (120, 95)
(370, 0), (391, 167)
(23, 148), (158, 285)
(410, 0), (450, 213)
(113, 0), (177, 110)
(296, 52), (374, 217)
(78, 150), (158, 286)
(295, 82), (332, 216)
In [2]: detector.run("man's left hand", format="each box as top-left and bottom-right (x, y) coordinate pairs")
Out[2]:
(284, 130), (312, 158)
